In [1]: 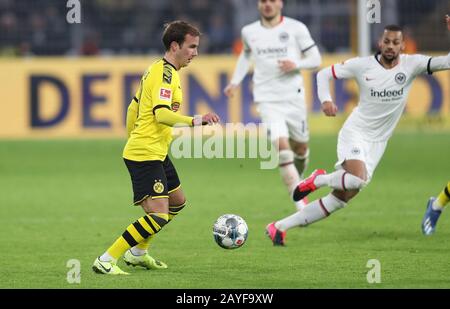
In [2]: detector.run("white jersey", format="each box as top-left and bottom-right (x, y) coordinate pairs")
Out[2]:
(332, 53), (431, 142)
(239, 17), (317, 102)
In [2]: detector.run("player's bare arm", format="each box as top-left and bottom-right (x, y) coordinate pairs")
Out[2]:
(224, 47), (252, 98)
(223, 84), (239, 97)
(316, 65), (340, 117)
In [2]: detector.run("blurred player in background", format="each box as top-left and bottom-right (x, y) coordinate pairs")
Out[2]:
(266, 15), (450, 246)
(422, 181), (450, 235)
(224, 0), (321, 211)
(93, 21), (220, 274)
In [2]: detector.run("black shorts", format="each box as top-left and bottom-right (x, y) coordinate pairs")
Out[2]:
(124, 156), (181, 205)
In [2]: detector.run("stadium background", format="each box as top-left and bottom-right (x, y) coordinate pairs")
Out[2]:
(0, 0), (449, 289)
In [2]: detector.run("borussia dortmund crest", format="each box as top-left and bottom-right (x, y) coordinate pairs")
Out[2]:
(153, 180), (164, 194)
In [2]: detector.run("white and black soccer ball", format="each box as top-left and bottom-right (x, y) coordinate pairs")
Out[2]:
(213, 214), (248, 249)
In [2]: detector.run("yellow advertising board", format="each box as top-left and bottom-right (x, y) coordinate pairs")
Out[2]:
(0, 55), (448, 138)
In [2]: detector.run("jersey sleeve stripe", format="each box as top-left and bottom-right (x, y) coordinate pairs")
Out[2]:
(301, 43), (316, 53)
(152, 105), (171, 115)
(133, 96), (139, 103)
(331, 65), (337, 79)
(427, 57), (433, 75)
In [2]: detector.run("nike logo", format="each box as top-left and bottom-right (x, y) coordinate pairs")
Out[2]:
(97, 260), (111, 273)
(365, 77), (375, 81)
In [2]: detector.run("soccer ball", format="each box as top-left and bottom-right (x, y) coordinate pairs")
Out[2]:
(213, 214), (248, 249)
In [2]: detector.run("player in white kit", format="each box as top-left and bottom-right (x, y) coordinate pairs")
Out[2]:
(224, 0), (321, 211)
(266, 18), (450, 246)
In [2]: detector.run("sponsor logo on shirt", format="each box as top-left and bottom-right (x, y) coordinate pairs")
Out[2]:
(159, 88), (172, 101)
(370, 88), (404, 98)
(256, 46), (288, 56)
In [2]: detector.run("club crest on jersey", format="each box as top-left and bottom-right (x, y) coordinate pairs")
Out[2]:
(153, 180), (164, 194)
(171, 102), (180, 112)
(395, 73), (406, 85)
(279, 32), (289, 42)
(159, 88), (172, 101)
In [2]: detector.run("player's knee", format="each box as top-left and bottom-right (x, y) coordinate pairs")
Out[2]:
(276, 138), (291, 151)
(294, 147), (309, 160)
(169, 200), (186, 210)
(332, 190), (358, 203)
(279, 149), (294, 166)
(354, 171), (367, 182)
(141, 197), (169, 214)
(169, 187), (185, 205)
(345, 172), (367, 190)
(289, 141), (307, 156)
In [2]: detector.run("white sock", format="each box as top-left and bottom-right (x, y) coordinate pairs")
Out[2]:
(99, 252), (115, 263)
(279, 150), (301, 193)
(130, 246), (147, 256)
(276, 193), (346, 231)
(295, 199), (307, 211)
(432, 203), (443, 211)
(279, 150), (305, 211)
(314, 169), (366, 191)
(432, 199), (445, 211)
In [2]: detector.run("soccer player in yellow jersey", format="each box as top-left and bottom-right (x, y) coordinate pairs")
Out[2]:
(422, 181), (450, 235)
(93, 21), (220, 275)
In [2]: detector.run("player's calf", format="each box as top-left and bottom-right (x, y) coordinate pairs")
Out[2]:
(294, 148), (309, 178)
(278, 149), (301, 192)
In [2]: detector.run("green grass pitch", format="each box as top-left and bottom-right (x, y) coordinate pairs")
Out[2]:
(0, 132), (449, 288)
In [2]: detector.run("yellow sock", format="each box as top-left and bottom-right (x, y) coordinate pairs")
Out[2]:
(435, 182), (450, 208)
(135, 236), (153, 251)
(132, 203), (186, 252)
(106, 213), (168, 260)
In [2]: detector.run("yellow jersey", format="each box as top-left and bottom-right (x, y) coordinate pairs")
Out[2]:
(123, 59), (187, 161)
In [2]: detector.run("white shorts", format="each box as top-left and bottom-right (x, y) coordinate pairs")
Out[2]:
(256, 95), (309, 143)
(334, 128), (387, 183)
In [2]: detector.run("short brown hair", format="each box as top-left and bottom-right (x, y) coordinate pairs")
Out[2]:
(162, 21), (201, 51)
